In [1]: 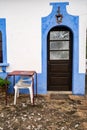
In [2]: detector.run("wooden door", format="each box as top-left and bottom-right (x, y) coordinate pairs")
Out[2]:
(47, 26), (73, 91)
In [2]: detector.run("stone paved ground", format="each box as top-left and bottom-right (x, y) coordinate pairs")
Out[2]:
(0, 92), (87, 130)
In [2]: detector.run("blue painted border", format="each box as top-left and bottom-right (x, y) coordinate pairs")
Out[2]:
(40, 2), (85, 95)
(0, 19), (9, 72)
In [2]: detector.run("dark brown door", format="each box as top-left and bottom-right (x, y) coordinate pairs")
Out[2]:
(47, 26), (73, 91)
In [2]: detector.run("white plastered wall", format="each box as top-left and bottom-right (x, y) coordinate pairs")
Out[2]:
(0, 0), (87, 73)
(66, 0), (87, 73)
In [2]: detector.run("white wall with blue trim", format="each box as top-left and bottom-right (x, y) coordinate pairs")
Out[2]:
(0, 0), (87, 95)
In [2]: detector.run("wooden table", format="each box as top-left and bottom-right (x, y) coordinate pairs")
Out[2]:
(6, 70), (37, 105)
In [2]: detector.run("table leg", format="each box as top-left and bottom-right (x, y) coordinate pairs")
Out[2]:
(32, 76), (34, 105)
(5, 76), (8, 105)
(5, 85), (7, 105)
(36, 72), (37, 97)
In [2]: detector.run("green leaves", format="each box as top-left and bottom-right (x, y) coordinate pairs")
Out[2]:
(0, 78), (10, 87)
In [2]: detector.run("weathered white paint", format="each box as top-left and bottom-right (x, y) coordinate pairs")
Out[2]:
(0, 0), (87, 73)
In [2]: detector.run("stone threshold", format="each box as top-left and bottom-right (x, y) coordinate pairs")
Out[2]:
(47, 91), (72, 94)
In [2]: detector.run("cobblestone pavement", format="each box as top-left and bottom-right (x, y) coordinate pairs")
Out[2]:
(0, 92), (87, 130)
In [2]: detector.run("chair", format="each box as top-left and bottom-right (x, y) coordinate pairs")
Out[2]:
(14, 76), (33, 105)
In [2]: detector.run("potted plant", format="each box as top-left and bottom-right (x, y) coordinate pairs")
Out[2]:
(0, 77), (10, 90)
(0, 78), (11, 104)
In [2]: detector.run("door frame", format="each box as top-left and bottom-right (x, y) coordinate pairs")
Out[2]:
(41, 2), (85, 95)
